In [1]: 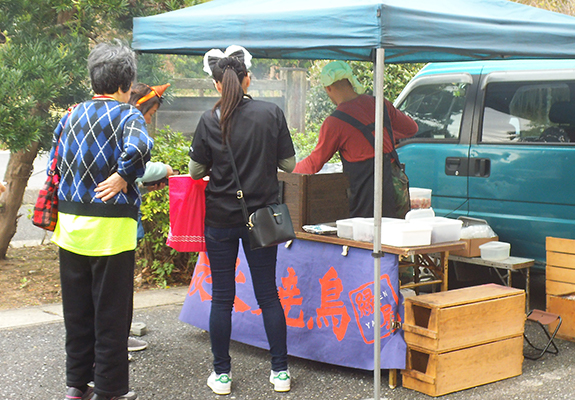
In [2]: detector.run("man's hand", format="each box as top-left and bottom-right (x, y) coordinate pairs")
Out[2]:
(95, 172), (128, 202)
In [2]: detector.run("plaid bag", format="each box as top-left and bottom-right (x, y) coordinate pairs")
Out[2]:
(32, 166), (60, 231)
(32, 105), (74, 231)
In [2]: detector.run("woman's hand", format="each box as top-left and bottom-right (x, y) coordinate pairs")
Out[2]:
(146, 165), (177, 192)
(95, 172), (128, 202)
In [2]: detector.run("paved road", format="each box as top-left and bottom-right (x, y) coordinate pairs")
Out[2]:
(2, 152), (575, 399)
(1, 283), (575, 400)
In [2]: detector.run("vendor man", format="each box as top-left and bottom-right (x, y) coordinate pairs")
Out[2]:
(293, 61), (418, 218)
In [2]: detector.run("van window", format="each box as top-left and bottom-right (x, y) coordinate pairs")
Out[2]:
(397, 83), (468, 140)
(481, 81), (575, 144)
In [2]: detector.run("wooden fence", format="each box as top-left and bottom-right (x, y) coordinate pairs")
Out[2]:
(152, 68), (307, 137)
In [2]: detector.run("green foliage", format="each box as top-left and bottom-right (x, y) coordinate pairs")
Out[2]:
(142, 52), (313, 83)
(512, 0), (574, 16)
(0, 1), (92, 151)
(290, 124), (340, 164)
(136, 127), (197, 287)
(0, 0), (206, 153)
(297, 61), (423, 164)
(304, 60), (424, 135)
(383, 63), (425, 101)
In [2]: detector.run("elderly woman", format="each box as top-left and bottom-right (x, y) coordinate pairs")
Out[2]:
(49, 40), (153, 400)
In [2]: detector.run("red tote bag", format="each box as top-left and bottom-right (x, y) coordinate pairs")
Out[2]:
(166, 175), (208, 252)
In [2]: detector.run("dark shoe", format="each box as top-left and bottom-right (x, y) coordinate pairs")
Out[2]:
(90, 391), (137, 400)
(65, 386), (94, 400)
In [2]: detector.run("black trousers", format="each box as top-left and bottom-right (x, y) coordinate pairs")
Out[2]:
(59, 247), (134, 397)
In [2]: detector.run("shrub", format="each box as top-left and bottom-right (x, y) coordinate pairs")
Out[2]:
(136, 127), (197, 288)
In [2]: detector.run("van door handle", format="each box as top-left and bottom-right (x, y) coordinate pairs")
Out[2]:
(445, 157), (469, 176)
(471, 158), (490, 177)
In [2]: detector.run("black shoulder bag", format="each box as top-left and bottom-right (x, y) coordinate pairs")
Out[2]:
(219, 109), (295, 250)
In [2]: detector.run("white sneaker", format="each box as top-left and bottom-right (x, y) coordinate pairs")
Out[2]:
(127, 337), (148, 352)
(269, 370), (291, 392)
(207, 371), (232, 395)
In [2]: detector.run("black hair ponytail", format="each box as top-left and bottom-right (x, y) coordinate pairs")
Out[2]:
(211, 57), (248, 144)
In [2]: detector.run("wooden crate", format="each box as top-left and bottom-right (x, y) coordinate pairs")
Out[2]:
(403, 284), (525, 352)
(547, 294), (575, 342)
(401, 335), (523, 397)
(546, 237), (575, 296)
(278, 171), (350, 231)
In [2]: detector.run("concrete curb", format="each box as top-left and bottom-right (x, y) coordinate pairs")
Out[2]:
(0, 286), (188, 330)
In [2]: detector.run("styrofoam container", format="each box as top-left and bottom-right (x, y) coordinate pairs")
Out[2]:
(409, 187), (432, 209)
(416, 217), (463, 244)
(352, 218), (374, 242)
(405, 207), (435, 221)
(352, 217), (404, 243)
(336, 218), (362, 240)
(381, 221), (432, 247)
(479, 241), (511, 261)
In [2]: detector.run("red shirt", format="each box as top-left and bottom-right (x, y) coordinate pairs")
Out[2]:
(294, 95), (418, 174)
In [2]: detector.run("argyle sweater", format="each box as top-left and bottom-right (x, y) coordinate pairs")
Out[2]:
(49, 99), (153, 220)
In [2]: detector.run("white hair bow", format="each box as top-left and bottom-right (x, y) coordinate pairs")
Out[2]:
(203, 45), (253, 76)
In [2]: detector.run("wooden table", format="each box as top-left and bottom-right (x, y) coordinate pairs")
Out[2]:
(448, 255), (534, 312)
(295, 232), (466, 388)
(296, 232), (466, 293)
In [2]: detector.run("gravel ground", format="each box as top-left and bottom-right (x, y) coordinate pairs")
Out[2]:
(1, 301), (575, 400)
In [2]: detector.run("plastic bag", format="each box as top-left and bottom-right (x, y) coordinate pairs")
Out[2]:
(166, 175), (208, 252)
(459, 224), (497, 239)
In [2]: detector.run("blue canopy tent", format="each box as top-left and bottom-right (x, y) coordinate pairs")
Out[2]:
(133, 1), (575, 397)
(133, 0), (575, 62)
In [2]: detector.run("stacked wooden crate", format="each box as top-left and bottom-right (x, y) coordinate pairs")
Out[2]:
(546, 237), (575, 341)
(401, 284), (525, 397)
(278, 171), (350, 231)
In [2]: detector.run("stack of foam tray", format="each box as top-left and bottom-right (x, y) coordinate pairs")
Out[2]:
(401, 284), (525, 397)
(546, 237), (575, 341)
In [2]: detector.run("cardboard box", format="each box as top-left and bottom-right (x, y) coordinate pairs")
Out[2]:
(401, 335), (523, 397)
(403, 284), (525, 352)
(546, 237), (575, 296)
(547, 294), (575, 342)
(278, 171), (350, 231)
(450, 236), (498, 257)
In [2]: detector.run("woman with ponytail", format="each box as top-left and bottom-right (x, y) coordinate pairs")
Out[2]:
(188, 45), (295, 395)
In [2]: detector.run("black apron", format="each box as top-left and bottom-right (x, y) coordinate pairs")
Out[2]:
(331, 107), (406, 218)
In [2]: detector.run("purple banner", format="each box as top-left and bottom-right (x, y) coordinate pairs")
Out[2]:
(180, 239), (406, 370)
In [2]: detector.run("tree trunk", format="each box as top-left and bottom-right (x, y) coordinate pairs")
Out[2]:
(0, 141), (40, 259)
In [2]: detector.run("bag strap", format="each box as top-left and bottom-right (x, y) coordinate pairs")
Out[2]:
(216, 109), (251, 226)
(330, 104), (401, 166)
(49, 105), (76, 175)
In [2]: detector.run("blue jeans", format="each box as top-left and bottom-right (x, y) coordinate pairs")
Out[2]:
(205, 225), (288, 374)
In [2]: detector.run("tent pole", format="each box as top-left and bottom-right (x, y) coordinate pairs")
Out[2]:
(372, 47), (385, 400)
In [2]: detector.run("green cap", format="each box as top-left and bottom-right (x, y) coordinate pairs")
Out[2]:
(320, 61), (365, 94)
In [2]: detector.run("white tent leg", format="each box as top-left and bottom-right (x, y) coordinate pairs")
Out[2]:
(372, 47), (386, 400)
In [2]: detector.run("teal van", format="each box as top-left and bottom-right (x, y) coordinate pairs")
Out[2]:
(395, 60), (575, 267)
